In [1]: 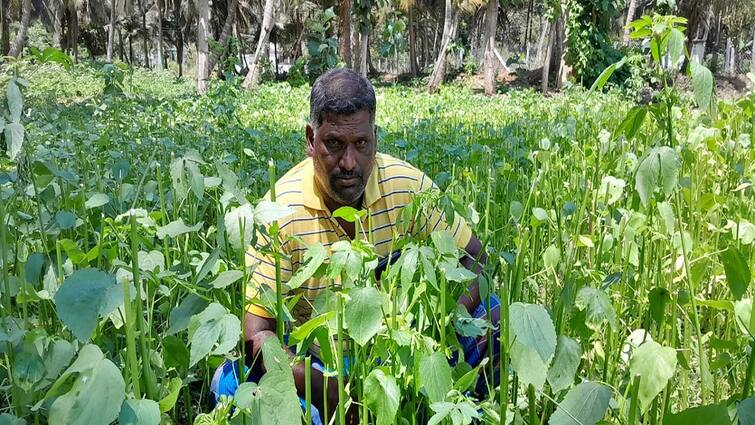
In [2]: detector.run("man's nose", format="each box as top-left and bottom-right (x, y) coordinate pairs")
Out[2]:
(339, 143), (357, 171)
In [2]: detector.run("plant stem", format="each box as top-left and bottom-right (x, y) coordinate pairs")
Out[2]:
(305, 356), (312, 425)
(269, 159), (284, 342)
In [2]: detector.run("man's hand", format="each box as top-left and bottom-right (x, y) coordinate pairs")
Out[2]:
(458, 235), (486, 314)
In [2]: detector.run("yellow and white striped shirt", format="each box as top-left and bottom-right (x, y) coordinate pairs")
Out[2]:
(246, 152), (472, 324)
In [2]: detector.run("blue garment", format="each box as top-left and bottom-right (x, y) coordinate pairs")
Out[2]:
(210, 295), (500, 420)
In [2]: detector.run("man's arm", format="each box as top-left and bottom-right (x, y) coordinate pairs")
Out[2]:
(457, 235), (486, 313)
(244, 312), (343, 420)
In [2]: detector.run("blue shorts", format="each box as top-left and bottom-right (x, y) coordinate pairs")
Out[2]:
(210, 295), (500, 421)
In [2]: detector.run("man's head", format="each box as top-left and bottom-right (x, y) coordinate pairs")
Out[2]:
(306, 68), (377, 210)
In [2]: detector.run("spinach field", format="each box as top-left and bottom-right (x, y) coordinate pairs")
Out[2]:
(1, 58), (755, 425)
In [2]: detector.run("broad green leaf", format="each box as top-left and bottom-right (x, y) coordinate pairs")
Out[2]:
(158, 377), (183, 413)
(167, 294), (209, 335)
(575, 287), (617, 331)
(663, 403), (728, 425)
(53, 269), (122, 342)
(55, 211), (77, 230)
(509, 302), (557, 364)
(85, 193), (110, 209)
(5, 122), (24, 161)
(598, 176), (625, 205)
(629, 340), (677, 412)
(657, 202), (675, 235)
(185, 160), (205, 201)
(332, 206), (366, 223)
(224, 204), (255, 251)
(289, 312), (335, 344)
(344, 286), (383, 346)
(691, 61), (714, 114)
(510, 339), (548, 392)
(734, 299), (755, 336)
(590, 58), (626, 91)
(138, 250), (164, 273)
(48, 345), (125, 425)
(208, 270), (244, 289)
(614, 106), (647, 141)
(635, 146), (680, 207)
(543, 245), (561, 270)
(255, 337), (301, 424)
(288, 243), (327, 290)
(0, 414), (25, 425)
(119, 399), (160, 425)
(7, 80), (22, 122)
(549, 382), (611, 425)
(419, 351), (453, 403)
(738, 397), (755, 425)
(254, 200), (295, 225)
(667, 28), (685, 66)
(547, 336), (581, 393)
(156, 219), (203, 240)
(188, 303), (241, 367)
(720, 245), (750, 300)
(364, 368), (400, 425)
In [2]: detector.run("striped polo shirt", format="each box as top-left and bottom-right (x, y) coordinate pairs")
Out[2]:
(246, 152), (472, 324)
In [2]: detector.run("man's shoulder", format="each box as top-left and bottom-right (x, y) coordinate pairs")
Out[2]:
(375, 152), (430, 191)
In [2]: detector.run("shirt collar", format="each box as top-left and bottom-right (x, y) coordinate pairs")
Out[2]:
(301, 156), (382, 212)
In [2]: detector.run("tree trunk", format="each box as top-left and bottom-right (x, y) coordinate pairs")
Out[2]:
(535, 18), (548, 66)
(408, 7), (418, 76)
(242, 0), (276, 89)
(107, 0), (117, 62)
(197, 0), (210, 94)
(68, 2), (79, 61)
(623, 0), (637, 45)
(8, 0), (31, 57)
(155, 0), (164, 70)
(556, 6), (568, 90)
(0, 0), (9, 55)
(140, 0), (149, 67)
(482, 0), (497, 95)
(49, 0), (63, 49)
(207, 0), (239, 73)
(751, 25), (755, 73)
(427, 0), (455, 93)
(358, 31), (368, 77)
(542, 17), (556, 94)
(725, 37), (732, 74)
(524, 0), (532, 62)
(174, 0), (184, 77)
(339, 0), (352, 67)
(118, 27), (125, 61)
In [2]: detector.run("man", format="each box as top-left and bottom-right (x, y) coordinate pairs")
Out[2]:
(211, 68), (500, 423)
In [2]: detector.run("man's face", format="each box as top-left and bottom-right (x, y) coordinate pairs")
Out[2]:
(306, 110), (376, 209)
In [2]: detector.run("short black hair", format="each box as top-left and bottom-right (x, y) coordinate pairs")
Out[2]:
(309, 68), (376, 130)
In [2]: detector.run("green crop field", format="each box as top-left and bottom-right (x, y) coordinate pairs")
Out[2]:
(2, 32), (755, 425)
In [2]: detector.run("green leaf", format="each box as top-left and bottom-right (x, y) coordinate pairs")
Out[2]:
(364, 368), (400, 425)
(549, 382), (611, 425)
(48, 345), (125, 425)
(509, 302), (557, 365)
(614, 106), (647, 141)
(589, 58), (626, 91)
(734, 299), (755, 336)
(53, 269), (122, 342)
(289, 312), (335, 344)
(737, 397), (755, 425)
(667, 28), (685, 66)
(167, 294), (208, 335)
(663, 404), (728, 425)
(691, 61), (714, 114)
(635, 146), (680, 207)
(720, 245), (750, 300)
(575, 287), (617, 331)
(119, 399), (160, 425)
(7, 80), (22, 122)
(85, 193), (110, 209)
(344, 286), (383, 346)
(55, 211), (77, 230)
(332, 206), (366, 223)
(5, 122), (24, 161)
(256, 337), (301, 424)
(158, 377), (183, 413)
(187, 303), (241, 367)
(547, 336), (581, 393)
(510, 339), (548, 392)
(224, 204), (255, 251)
(288, 243), (327, 290)
(0, 413), (25, 425)
(629, 340), (677, 413)
(543, 245), (561, 270)
(598, 176), (626, 205)
(156, 219), (203, 240)
(419, 351), (453, 403)
(208, 270), (244, 289)
(254, 200), (295, 225)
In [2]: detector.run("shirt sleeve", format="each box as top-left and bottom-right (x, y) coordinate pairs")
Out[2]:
(414, 173), (473, 250)
(245, 231), (293, 318)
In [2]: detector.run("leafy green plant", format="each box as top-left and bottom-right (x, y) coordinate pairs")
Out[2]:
(305, 8), (340, 81)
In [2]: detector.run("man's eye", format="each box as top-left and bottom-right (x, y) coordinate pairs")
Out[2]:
(356, 139), (367, 147)
(326, 139), (342, 148)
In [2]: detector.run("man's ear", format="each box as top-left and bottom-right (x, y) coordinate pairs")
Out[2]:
(306, 124), (315, 157)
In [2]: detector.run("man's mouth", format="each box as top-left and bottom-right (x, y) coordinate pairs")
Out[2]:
(336, 176), (360, 186)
